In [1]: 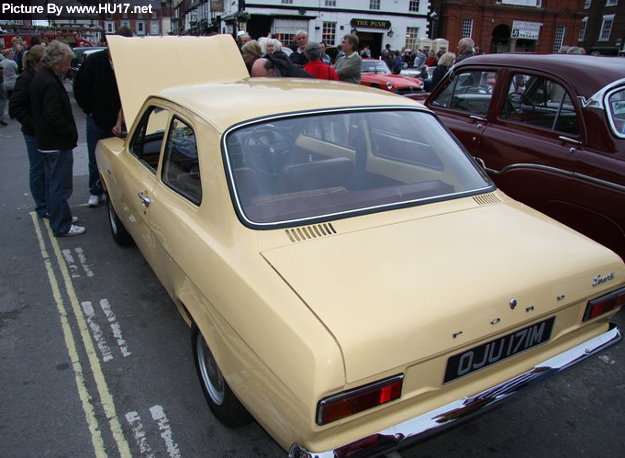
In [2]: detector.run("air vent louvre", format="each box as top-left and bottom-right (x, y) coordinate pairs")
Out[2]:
(286, 223), (337, 242)
(473, 194), (502, 206)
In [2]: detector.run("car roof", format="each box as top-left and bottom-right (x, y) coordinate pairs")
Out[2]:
(455, 53), (625, 98)
(157, 78), (421, 132)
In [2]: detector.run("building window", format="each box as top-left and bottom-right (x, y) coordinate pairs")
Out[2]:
(584, 0), (591, 7)
(553, 25), (565, 52)
(325, 0), (336, 6)
(121, 20), (130, 29)
(282, 0), (293, 4)
(272, 19), (308, 47)
(462, 18), (473, 39)
(579, 17), (588, 42)
(600, 14), (614, 41)
(150, 22), (160, 35)
(406, 27), (419, 49)
(409, 0), (420, 12)
(606, 0), (617, 6)
(136, 21), (145, 35)
(322, 22), (337, 46)
(151, 11), (157, 20)
(370, 0), (380, 10)
(105, 21), (114, 33)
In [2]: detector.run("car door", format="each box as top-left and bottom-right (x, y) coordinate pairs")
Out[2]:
(426, 67), (499, 155)
(570, 85), (625, 259)
(148, 111), (205, 300)
(476, 72), (583, 222)
(118, 104), (171, 270)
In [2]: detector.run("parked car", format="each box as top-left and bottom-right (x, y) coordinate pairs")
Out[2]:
(419, 54), (625, 260)
(100, 36), (625, 457)
(71, 46), (105, 74)
(361, 59), (424, 94)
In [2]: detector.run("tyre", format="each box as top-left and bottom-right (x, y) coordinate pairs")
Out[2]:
(192, 324), (252, 428)
(106, 194), (133, 246)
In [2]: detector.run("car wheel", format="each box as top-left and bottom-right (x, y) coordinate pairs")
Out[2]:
(106, 195), (133, 246)
(192, 324), (252, 428)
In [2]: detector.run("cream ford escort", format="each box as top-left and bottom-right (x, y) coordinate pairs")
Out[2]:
(97, 36), (625, 456)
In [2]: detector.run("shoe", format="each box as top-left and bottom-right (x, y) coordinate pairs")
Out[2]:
(72, 216), (79, 224)
(88, 195), (100, 207)
(0, 120), (7, 126)
(59, 225), (86, 237)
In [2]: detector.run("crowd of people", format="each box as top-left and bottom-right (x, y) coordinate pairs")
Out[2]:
(237, 30), (365, 84)
(3, 28), (132, 238)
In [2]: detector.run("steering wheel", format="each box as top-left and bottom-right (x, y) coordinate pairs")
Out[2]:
(244, 126), (294, 175)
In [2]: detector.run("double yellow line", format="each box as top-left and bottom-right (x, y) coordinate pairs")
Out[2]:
(31, 213), (131, 458)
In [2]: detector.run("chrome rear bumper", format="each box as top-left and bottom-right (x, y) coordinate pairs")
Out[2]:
(290, 324), (621, 458)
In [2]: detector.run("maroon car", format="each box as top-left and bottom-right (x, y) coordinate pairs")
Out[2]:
(422, 54), (625, 260)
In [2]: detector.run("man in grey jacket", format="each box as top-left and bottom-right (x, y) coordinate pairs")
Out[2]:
(334, 34), (362, 84)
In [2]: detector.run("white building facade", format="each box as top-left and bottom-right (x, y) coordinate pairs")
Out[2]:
(217, 0), (431, 56)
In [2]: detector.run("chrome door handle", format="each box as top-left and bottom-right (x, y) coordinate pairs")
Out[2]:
(138, 192), (151, 207)
(470, 115), (487, 122)
(558, 135), (582, 146)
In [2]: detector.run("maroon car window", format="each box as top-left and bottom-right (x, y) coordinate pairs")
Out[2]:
(430, 70), (497, 116)
(607, 87), (625, 138)
(502, 74), (580, 136)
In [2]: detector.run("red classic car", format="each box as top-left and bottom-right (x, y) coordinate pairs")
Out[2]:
(360, 59), (423, 95)
(422, 54), (625, 260)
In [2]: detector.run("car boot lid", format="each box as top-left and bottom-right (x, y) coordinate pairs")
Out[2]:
(261, 201), (625, 383)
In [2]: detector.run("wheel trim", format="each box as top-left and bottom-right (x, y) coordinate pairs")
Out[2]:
(197, 333), (225, 405)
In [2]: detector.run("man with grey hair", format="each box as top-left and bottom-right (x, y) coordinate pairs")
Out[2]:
(31, 40), (84, 237)
(289, 30), (309, 66)
(334, 34), (362, 84)
(454, 37), (475, 64)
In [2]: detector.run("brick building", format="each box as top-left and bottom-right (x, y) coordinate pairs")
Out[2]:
(432, 0), (586, 54)
(578, 0), (625, 55)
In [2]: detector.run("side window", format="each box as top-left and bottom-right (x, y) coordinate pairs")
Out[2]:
(606, 87), (625, 138)
(301, 113), (354, 148)
(502, 74), (580, 135)
(162, 117), (202, 205)
(130, 106), (169, 171)
(431, 70), (497, 116)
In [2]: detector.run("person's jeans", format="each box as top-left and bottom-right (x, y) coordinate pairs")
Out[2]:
(24, 134), (48, 217)
(86, 115), (113, 197)
(43, 149), (74, 236)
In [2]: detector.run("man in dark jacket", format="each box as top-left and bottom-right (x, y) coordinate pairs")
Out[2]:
(289, 30), (309, 67)
(9, 44), (47, 218)
(31, 40), (84, 237)
(74, 27), (132, 207)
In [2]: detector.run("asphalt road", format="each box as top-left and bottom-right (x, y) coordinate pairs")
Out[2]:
(1, 83), (624, 458)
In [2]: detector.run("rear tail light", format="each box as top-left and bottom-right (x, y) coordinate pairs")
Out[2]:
(583, 286), (625, 321)
(316, 375), (403, 426)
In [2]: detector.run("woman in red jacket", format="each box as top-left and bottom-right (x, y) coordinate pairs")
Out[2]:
(303, 42), (339, 81)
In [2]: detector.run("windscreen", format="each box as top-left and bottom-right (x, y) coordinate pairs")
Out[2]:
(224, 109), (492, 226)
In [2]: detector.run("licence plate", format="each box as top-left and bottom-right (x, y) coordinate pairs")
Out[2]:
(444, 317), (555, 383)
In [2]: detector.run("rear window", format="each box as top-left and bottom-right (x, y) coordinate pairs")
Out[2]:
(224, 108), (492, 227)
(606, 87), (625, 139)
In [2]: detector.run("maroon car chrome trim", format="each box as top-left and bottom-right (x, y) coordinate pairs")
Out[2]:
(581, 77), (625, 110)
(289, 324), (621, 458)
(491, 163), (625, 194)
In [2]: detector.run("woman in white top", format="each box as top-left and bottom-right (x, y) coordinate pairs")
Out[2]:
(2, 49), (19, 99)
